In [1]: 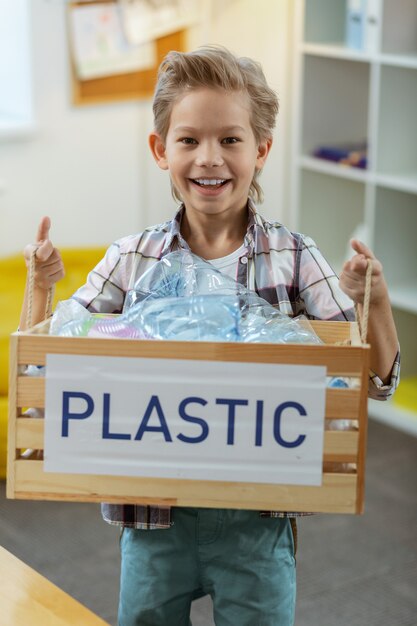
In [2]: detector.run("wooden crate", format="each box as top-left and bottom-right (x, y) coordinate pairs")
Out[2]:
(7, 320), (370, 514)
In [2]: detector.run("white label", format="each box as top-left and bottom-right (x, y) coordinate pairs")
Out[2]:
(44, 355), (327, 486)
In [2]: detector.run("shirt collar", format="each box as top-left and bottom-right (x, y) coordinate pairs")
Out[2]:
(161, 205), (189, 255)
(161, 199), (263, 257)
(244, 199), (264, 257)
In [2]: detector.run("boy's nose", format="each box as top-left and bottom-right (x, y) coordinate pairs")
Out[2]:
(195, 144), (224, 167)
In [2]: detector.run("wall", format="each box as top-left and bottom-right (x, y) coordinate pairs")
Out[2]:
(0, 0), (146, 255)
(0, 0), (292, 257)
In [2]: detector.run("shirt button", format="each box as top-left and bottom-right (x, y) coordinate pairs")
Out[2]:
(240, 256), (248, 265)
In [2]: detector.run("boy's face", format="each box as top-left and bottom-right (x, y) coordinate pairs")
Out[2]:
(149, 87), (271, 221)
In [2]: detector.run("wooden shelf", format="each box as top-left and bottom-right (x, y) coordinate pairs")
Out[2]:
(379, 53), (417, 70)
(302, 36), (417, 69)
(299, 155), (369, 183)
(375, 172), (417, 195)
(302, 42), (371, 63)
(299, 160), (417, 194)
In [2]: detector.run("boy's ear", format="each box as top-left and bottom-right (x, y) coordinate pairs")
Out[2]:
(149, 132), (169, 170)
(256, 138), (272, 170)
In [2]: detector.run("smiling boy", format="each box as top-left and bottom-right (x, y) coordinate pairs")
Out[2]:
(21, 46), (399, 625)
(149, 86), (270, 262)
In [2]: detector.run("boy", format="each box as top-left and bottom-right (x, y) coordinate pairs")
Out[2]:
(21, 46), (399, 626)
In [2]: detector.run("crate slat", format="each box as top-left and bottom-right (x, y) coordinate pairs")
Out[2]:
(15, 334), (366, 377)
(14, 419), (359, 462)
(326, 388), (362, 420)
(24, 319), (355, 344)
(15, 418), (44, 449)
(15, 377), (362, 420)
(12, 460), (359, 513)
(17, 377), (45, 408)
(324, 431), (358, 461)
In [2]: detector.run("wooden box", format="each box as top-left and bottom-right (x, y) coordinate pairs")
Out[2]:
(7, 320), (369, 514)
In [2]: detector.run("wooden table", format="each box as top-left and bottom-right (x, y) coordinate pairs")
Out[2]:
(0, 545), (110, 625)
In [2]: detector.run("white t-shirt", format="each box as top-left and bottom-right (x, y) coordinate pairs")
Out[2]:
(208, 243), (246, 281)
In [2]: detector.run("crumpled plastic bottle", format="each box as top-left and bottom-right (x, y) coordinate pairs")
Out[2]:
(49, 250), (322, 346)
(123, 249), (245, 309)
(122, 251), (322, 345)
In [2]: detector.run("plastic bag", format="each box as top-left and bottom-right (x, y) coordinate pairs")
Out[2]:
(123, 251), (322, 345)
(50, 251), (321, 345)
(123, 250), (245, 309)
(122, 294), (240, 342)
(50, 294), (240, 342)
(50, 299), (148, 339)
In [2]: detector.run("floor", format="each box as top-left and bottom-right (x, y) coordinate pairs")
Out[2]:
(1, 418), (416, 626)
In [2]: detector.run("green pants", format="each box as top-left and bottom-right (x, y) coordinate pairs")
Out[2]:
(118, 507), (296, 626)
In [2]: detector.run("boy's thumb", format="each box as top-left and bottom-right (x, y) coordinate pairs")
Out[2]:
(36, 216), (51, 244)
(350, 238), (375, 259)
(35, 239), (54, 262)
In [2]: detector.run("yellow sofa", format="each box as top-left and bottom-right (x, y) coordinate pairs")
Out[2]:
(0, 248), (106, 478)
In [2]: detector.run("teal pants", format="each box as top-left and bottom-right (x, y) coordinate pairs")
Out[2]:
(118, 507), (296, 626)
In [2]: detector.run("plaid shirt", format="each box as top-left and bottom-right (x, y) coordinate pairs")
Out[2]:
(73, 201), (400, 528)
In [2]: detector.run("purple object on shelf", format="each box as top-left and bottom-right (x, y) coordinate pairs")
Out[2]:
(313, 142), (367, 169)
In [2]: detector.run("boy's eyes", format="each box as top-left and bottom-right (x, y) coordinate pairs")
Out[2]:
(222, 137), (239, 144)
(179, 137), (240, 145)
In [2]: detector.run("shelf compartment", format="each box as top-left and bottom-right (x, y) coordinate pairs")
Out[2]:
(298, 169), (365, 273)
(301, 55), (370, 158)
(300, 155), (369, 183)
(304, 0), (346, 45)
(381, 0), (417, 56)
(377, 65), (417, 176)
(373, 186), (417, 296)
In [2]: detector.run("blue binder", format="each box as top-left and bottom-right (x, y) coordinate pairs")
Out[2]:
(346, 0), (366, 50)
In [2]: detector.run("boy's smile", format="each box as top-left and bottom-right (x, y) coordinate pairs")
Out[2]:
(149, 87), (271, 223)
(192, 178), (228, 189)
(190, 177), (230, 195)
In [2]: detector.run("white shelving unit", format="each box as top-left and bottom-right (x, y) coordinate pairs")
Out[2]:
(291, 0), (417, 436)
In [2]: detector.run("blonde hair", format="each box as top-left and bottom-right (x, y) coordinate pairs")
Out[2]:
(152, 45), (279, 204)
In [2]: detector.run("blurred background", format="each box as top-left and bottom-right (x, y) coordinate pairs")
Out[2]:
(0, 0), (291, 253)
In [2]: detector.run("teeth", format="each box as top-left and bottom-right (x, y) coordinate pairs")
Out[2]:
(194, 178), (226, 186)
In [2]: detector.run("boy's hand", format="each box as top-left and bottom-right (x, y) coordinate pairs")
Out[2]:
(339, 239), (388, 306)
(23, 216), (65, 289)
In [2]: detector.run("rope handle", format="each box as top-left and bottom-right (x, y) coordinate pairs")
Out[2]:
(27, 248), (55, 329)
(354, 259), (373, 344)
